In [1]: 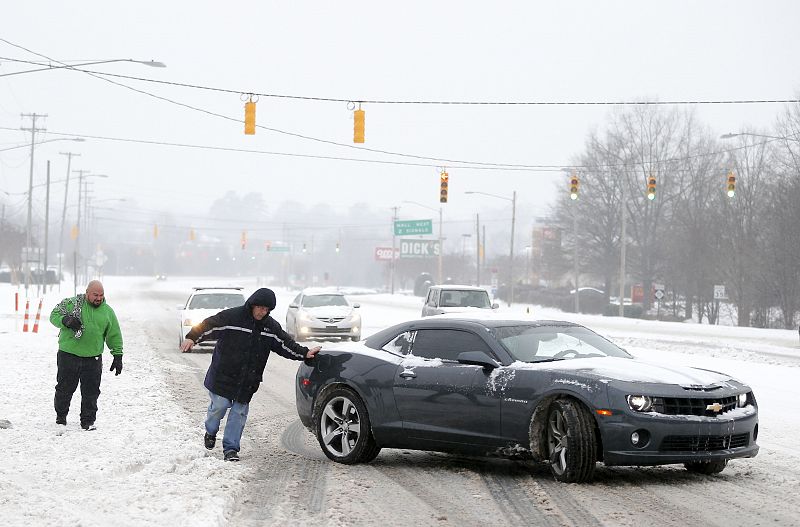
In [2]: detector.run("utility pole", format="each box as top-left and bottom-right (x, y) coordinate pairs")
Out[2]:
(58, 152), (80, 291)
(43, 162), (51, 295)
(390, 206), (398, 294)
(619, 178), (627, 317)
(509, 190), (517, 307)
(21, 112), (47, 295)
(475, 214), (481, 286)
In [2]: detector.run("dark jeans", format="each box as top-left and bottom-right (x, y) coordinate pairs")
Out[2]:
(54, 350), (103, 426)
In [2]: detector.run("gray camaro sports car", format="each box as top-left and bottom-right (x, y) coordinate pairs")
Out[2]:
(295, 316), (759, 483)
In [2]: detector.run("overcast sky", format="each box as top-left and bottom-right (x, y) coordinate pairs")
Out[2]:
(1, 1), (799, 240)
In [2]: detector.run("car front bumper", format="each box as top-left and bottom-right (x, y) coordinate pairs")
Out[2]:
(599, 409), (759, 466)
(295, 320), (360, 339)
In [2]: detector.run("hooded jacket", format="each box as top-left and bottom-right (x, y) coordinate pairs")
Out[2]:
(186, 288), (309, 403)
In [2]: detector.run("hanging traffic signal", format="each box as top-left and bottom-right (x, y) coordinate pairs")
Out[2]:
(726, 171), (736, 198)
(70, 225), (79, 240)
(240, 231), (247, 250)
(569, 173), (579, 200)
(189, 229), (196, 241)
(265, 240), (272, 252)
(244, 98), (256, 135)
(353, 107), (365, 143)
(153, 224), (159, 239)
(439, 170), (449, 203)
(646, 175), (656, 200)
(335, 242), (340, 253)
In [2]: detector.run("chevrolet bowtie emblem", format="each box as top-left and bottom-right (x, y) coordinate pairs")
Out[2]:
(706, 402), (723, 413)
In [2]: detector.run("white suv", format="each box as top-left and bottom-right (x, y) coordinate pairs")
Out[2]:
(178, 287), (246, 349)
(421, 285), (498, 317)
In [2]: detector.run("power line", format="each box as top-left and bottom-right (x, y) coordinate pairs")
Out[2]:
(2, 55), (798, 107)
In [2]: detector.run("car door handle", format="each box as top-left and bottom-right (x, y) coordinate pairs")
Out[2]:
(399, 370), (417, 379)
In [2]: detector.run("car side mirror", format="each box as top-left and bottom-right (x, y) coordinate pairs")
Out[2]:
(353, 303), (361, 308)
(491, 303), (499, 309)
(289, 303), (299, 309)
(457, 351), (498, 369)
(176, 305), (185, 310)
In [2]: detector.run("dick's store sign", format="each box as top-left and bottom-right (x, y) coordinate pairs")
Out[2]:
(400, 239), (440, 258)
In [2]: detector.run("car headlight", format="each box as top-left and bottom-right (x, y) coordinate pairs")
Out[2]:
(182, 318), (193, 326)
(737, 392), (749, 407)
(626, 395), (654, 412)
(298, 311), (313, 322)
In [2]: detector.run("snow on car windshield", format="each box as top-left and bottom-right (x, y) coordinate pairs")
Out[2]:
(302, 294), (348, 308)
(188, 293), (245, 309)
(492, 325), (632, 363)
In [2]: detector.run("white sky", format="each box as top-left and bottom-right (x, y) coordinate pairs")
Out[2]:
(1, 1), (799, 231)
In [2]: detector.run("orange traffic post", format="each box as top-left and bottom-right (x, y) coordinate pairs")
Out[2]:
(22, 299), (30, 332)
(32, 299), (43, 333)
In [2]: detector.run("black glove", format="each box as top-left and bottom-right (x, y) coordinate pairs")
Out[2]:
(61, 315), (82, 331)
(110, 355), (123, 376)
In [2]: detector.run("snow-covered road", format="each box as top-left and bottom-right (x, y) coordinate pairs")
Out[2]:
(2, 276), (800, 526)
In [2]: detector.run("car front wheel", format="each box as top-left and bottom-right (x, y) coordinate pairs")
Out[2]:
(315, 387), (380, 464)
(545, 398), (597, 483)
(684, 459), (727, 474)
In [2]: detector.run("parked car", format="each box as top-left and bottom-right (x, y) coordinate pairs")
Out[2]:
(286, 289), (362, 341)
(421, 285), (498, 317)
(295, 316), (759, 483)
(178, 287), (246, 349)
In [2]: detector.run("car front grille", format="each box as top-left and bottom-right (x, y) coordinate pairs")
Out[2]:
(661, 433), (750, 452)
(309, 327), (351, 334)
(314, 316), (346, 323)
(653, 396), (737, 417)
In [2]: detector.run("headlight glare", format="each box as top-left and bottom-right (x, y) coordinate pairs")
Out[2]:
(626, 395), (653, 412)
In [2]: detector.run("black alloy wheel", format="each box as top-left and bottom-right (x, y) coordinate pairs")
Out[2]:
(315, 387), (380, 464)
(545, 398), (597, 483)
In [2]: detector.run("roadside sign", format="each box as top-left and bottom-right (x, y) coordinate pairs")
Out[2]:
(374, 247), (399, 261)
(394, 219), (433, 236)
(713, 285), (727, 300)
(399, 239), (440, 258)
(267, 245), (290, 253)
(653, 283), (665, 301)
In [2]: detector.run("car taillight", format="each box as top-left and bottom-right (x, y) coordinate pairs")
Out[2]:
(301, 378), (312, 387)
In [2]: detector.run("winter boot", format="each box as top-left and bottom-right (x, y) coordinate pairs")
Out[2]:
(224, 450), (240, 462)
(204, 433), (216, 450)
(81, 422), (96, 431)
(56, 416), (67, 426)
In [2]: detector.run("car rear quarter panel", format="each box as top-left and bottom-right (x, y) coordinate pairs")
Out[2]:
(296, 350), (403, 444)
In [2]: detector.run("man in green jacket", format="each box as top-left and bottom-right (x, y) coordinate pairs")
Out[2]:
(49, 280), (124, 430)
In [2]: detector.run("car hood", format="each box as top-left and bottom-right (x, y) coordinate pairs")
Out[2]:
(303, 306), (355, 318)
(514, 356), (735, 387)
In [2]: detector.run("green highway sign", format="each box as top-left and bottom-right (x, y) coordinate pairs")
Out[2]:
(394, 219), (433, 236)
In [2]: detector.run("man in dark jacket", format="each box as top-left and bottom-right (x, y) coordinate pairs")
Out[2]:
(180, 288), (320, 461)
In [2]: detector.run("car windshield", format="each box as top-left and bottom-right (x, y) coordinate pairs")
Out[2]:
(440, 290), (491, 308)
(302, 294), (348, 308)
(492, 325), (631, 363)
(188, 293), (245, 309)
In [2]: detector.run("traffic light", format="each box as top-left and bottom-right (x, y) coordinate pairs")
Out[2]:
(439, 170), (449, 203)
(726, 171), (736, 198)
(244, 99), (256, 135)
(70, 225), (79, 240)
(153, 224), (159, 239)
(353, 108), (365, 143)
(265, 240), (272, 252)
(646, 175), (656, 201)
(189, 229), (196, 241)
(569, 173), (579, 200)
(335, 242), (340, 253)
(240, 231), (247, 250)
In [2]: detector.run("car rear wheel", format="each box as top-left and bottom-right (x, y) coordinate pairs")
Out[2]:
(545, 398), (597, 483)
(684, 459), (727, 474)
(315, 387), (380, 464)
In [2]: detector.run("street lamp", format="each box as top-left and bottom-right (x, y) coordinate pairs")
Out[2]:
(720, 132), (800, 143)
(22, 136), (85, 294)
(465, 190), (517, 306)
(0, 58), (166, 78)
(402, 200), (443, 284)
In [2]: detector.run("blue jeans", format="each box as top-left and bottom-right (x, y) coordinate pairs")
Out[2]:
(205, 391), (249, 453)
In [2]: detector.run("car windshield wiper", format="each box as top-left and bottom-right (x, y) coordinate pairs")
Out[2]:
(528, 357), (567, 363)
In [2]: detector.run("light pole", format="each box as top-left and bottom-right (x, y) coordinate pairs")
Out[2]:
(465, 190), (516, 306)
(402, 200), (443, 284)
(0, 58), (166, 78)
